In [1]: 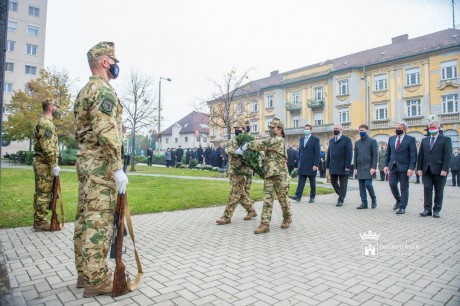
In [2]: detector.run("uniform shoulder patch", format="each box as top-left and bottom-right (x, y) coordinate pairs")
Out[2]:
(44, 130), (52, 138)
(99, 98), (115, 115)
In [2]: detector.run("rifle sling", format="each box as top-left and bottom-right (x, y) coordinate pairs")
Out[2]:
(57, 180), (65, 229)
(123, 198), (143, 291)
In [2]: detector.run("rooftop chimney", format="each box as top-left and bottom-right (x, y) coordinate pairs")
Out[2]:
(392, 34), (409, 44)
(270, 70), (279, 77)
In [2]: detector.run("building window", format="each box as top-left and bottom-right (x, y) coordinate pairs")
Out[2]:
(405, 67), (421, 86)
(337, 79), (349, 95)
(251, 100), (258, 112)
(266, 119), (272, 129)
(4, 83), (13, 93)
(338, 109), (350, 123)
(292, 115), (300, 128)
(185, 137), (188, 142)
(292, 91), (301, 105)
(406, 99), (421, 117)
(314, 87), (323, 101)
(9, 1), (18, 12)
(444, 129), (459, 149)
(28, 6), (40, 17)
(374, 104), (388, 120)
(26, 44), (38, 56)
(442, 94), (459, 114)
(210, 128), (215, 136)
(252, 123), (258, 133)
(266, 95), (274, 108)
(5, 62), (14, 72)
(313, 112), (323, 126)
(236, 103), (244, 115)
(441, 60), (458, 80)
(374, 74), (388, 91)
(27, 25), (39, 36)
(25, 65), (37, 75)
(8, 20), (17, 32)
(175, 138), (178, 143)
(7, 40), (15, 52)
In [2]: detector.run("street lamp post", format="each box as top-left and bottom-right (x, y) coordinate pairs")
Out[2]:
(158, 76), (172, 152)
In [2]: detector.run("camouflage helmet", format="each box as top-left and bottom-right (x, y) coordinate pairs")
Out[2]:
(269, 117), (284, 129)
(233, 120), (246, 129)
(87, 41), (119, 62)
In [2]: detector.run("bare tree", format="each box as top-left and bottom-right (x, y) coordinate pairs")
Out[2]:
(202, 69), (254, 140)
(120, 70), (156, 172)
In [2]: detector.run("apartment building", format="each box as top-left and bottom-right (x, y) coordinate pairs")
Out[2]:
(160, 111), (210, 150)
(208, 29), (460, 149)
(3, 0), (47, 152)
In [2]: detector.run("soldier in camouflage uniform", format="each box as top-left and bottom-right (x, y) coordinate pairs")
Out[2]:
(238, 118), (292, 234)
(216, 120), (257, 224)
(73, 41), (128, 297)
(32, 99), (60, 231)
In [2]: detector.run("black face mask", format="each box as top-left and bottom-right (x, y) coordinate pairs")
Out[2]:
(235, 130), (242, 136)
(246, 126), (250, 133)
(395, 129), (404, 136)
(333, 130), (340, 136)
(109, 63), (119, 79)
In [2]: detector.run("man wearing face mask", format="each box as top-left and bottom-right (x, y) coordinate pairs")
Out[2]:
(354, 124), (378, 209)
(417, 120), (452, 218)
(326, 123), (353, 207)
(32, 99), (61, 231)
(289, 124), (320, 203)
(73, 41), (127, 297)
(216, 120), (257, 225)
(450, 149), (460, 187)
(384, 122), (417, 215)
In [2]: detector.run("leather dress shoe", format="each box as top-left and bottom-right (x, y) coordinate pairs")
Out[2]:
(356, 204), (368, 209)
(420, 210), (432, 217)
(393, 203), (400, 210)
(433, 211), (440, 218)
(288, 195), (301, 202)
(371, 201), (377, 209)
(309, 198), (315, 203)
(396, 208), (405, 214)
(336, 200), (344, 207)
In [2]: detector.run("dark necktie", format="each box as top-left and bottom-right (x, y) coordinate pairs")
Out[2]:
(335, 137), (338, 143)
(430, 137), (435, 150)
(304, 137), (308, 147)
(396, 136), (401, 150)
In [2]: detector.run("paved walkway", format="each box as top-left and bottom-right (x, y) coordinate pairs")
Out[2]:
(0, 172), (459, 305)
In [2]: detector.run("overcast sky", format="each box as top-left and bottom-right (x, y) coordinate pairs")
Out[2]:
(44, 0), (454, 131)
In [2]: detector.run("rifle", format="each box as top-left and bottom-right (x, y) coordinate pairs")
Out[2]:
(111, 154), (143, 297)
(48, 175), (64, 231)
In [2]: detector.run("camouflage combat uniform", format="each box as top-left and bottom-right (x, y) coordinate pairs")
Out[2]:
(33, 115), (59, 225)
(247, 134), (291, 225)
(220, 137), (254, 220)
(73, 73), (123, 286)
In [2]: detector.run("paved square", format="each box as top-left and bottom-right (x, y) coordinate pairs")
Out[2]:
(1, 178), (459, 305)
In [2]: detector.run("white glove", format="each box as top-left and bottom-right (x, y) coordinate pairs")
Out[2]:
(114, 169), (129, 194)
(235, 148), (244, 155)
(53, 166), (60, 177)
(242, 143), (248, 151)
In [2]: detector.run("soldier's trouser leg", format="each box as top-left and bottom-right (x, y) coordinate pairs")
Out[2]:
(244, 176), (254, 206)
(260, 177), (276, 225)
(274, 175), (292, 220)
(33, 160), (52, 223)
(74, 180), (85, 278)
(223, 175), (252, 219)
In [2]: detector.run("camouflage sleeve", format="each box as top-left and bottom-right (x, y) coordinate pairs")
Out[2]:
(38, 121), (59, 166)
(226, 139), (238, 154)
(247, 138), (272, 152)
(92, 89), (122, 172)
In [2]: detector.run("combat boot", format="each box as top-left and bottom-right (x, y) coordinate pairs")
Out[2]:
(33, 221), (50, 232)
(216, 218), (231, 225)
(77, 274), (85, 288)
(83, 278), (113, 298)
(243, 210), (257, 220)
(281, 218), (292, 229)
(254, 224), (270, 234)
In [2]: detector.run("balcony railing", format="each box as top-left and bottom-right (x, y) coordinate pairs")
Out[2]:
(285, 102), (301, 112)
(438, 113), (460, 123)
(403, 116), (424, 126)
(307, 99), (324, 109)
(284, 124), (335, 135)
(371, 120), (390, 129)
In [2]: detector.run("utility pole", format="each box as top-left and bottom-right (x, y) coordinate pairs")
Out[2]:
(453, 0), (456, 29)
(0, 0), (10, 175)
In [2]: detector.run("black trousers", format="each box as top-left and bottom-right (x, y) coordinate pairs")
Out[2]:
(288, 165), (295, 175)
(422, 167), (447, 212)
(389, 171), (410, 209)
(379, 171), (386, 181)
(330, 174), (349, 201)
(452, 170), (459, 186)
(295, 174), (316, 199)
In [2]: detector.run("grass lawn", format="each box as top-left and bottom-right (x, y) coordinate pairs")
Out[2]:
(0, 168), (332, 229)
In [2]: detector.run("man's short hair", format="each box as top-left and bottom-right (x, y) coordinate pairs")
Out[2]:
(304, 124), (312, 129)
(396, 121), (408, 130)
(359, 124), (369, 130)
(428, 120), (441, 128)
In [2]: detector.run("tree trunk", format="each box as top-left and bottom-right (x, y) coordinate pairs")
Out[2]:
(130, 127), (136, 172)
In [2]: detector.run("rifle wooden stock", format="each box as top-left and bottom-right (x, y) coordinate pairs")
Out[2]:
(112, 193), (129, 297)
(49, 176), (63, 231)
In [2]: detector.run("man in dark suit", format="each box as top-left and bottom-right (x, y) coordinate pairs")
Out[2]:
(175, 145), (184, 164)
(450, 149), (460, 186)
(147, 147), (153, 166)
(326, 123), (353, 207)
(384, 121), (417, 215)
(287, 145), (297, 175)
(289, 124), (320, 203)
(354, 124), (378, 209)
(417, 120), (452, 218)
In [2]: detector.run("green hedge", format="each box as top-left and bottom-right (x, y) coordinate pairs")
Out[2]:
(61, 149), (78, 165)
(153, 154), (165, 165)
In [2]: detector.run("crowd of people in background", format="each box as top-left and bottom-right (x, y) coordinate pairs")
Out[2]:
(154, 144), (229, 168)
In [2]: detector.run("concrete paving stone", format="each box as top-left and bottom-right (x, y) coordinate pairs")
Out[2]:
(43, 299), (64, 306)
(312, 291), (335, 302)
(331, 295), (362, 306)
(360, 299), (384, 306)
(402, 288), (433, 300)
(392, 291), (414, 303)
(232, 296), (259, 306)
(233, 288), (258, 300)
(272, 289), (297, 301)
(191, 294), (220, 305)
(432, 291), (458, 304)
(157, 284), (185, 295)
(411, 296), (446, 306)
(446, 296), (460, 306)
(252, 292), (279, 305)
(151, 291), (180, 303)
(403, 300), (424, 306)
(411, 278), (432, 288)
(368, 295), (403, 306)
(352, 291), (375, 303)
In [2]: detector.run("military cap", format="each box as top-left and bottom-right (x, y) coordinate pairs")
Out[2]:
(42, 99), (60, 108)
(269, 118), (284, 129)
(244, 119), (251, 126)
(87, 41), (119, 62)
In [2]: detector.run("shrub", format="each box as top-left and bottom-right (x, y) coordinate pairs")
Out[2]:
(175, 162), (183, 168)
(3, 153), (10, 159)
(61, 149), (78, 165)
(25, 151), (34, 165)
(135, 156), (148, 164)
(290, 168), (298, 178)
(152, 154), (165, 165)
(188, 159), (198, 169)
